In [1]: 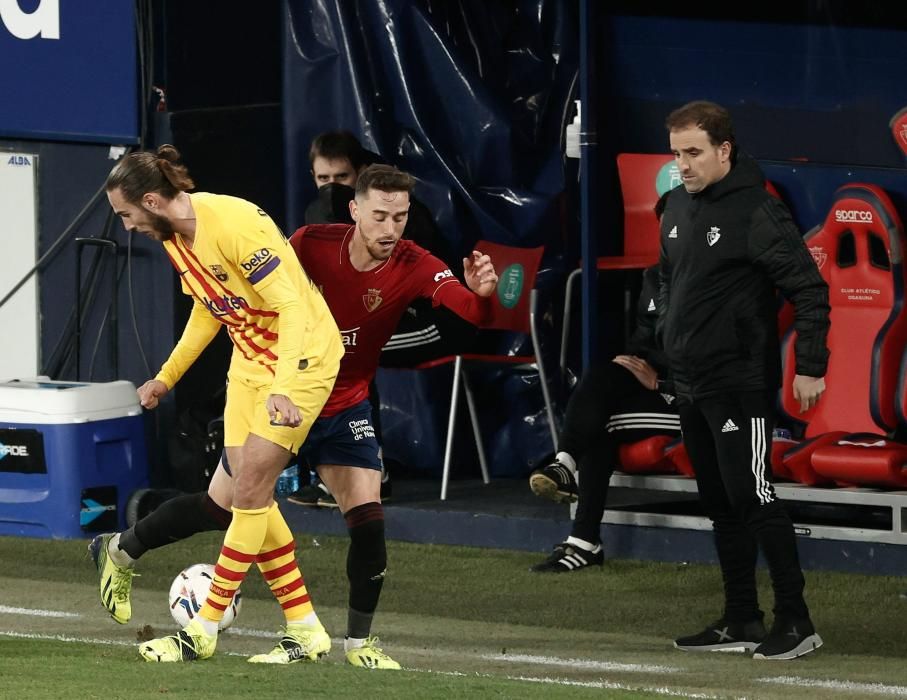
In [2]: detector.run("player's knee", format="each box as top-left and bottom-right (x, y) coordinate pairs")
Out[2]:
(200, 492), (232, 529)
(344, 501), (386, 580)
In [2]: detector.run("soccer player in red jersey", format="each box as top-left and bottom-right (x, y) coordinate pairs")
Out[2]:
(92, 164), (499, 669)
(285, 164), (498, 668)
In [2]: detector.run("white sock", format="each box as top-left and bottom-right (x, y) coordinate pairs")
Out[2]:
(195, 616), (219, 637)
(288, 612), (320, 628)
(565, 535), (601, 553)
(107, 533), (135, 568)
(344, 635), (368, 652)
(555, 451), (577, 474)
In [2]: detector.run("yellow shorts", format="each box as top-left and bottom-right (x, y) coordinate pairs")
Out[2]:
(223, 350), (341, 455)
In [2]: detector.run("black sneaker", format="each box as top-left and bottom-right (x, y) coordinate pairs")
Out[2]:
(530, 542), (603, 572)
(752, 617), (822, 660)
(316, 489), (338, 508)
(674, 618), (766, 653)
(529, 461), (578, 503)
(288, 481), (334, 508)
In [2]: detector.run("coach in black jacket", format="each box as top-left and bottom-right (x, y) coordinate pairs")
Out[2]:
(657, 101), (830, 661)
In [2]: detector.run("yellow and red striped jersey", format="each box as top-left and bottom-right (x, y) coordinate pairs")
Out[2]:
(156, 192), (341, 394)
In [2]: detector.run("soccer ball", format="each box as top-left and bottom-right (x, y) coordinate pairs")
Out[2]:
(168, 563), (242, 631)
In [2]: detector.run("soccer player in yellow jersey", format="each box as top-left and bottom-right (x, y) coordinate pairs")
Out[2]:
(100, 145), (344, 663)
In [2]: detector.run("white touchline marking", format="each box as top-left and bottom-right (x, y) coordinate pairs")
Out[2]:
(388, 667), (734, 698)
(482, 652), (680, 674)
(0, 605), (80, 618)
(222, 626), (276, 638)
(760, 676), (907, 696)
(511, 675), (728, 698)
(0, 618), (327, 643)
(227, 627), (351, 647)
(0, 630), (131, 647)
(0, 630), (248, 658)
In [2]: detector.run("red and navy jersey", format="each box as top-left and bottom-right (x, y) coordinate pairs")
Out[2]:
(289, 223), (491, 415)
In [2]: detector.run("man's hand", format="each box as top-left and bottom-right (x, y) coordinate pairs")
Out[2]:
(612, 355), (658, 390)
(792, 374), (825, 413)
(463, 251), (498, 298)
(267, 393), (302, 427)
(137, 380), (169, 409)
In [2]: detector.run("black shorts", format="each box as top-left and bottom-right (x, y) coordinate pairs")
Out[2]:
(297, 399), (382, 470)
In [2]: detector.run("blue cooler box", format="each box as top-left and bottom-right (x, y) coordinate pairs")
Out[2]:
(0, 379), (149, 539)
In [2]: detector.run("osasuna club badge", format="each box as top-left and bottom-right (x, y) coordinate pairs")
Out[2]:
(809, 246), (827, 270)
(707, 226), (721, 246)
(363, 288), (383, 312)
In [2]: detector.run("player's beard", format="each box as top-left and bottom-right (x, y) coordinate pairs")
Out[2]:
(142, 211), (176, 241)
(358, 227), (397, 262)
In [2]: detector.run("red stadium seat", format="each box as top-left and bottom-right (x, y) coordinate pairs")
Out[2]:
(773, 433), (846, 485)
(777, 183), (907, 486)
(810, 434), (907, 489)
(617, 435), (678, 474)
(599, 153), (675, 270)
(666, 438), (695, 477)
(560, 153), (673, 378)
(809, 339), (907, 489)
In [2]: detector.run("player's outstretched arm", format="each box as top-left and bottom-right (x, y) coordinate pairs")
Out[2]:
(463, 250), (498, 297)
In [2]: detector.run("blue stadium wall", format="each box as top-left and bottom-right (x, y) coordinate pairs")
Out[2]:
(4, 1), (907, 484)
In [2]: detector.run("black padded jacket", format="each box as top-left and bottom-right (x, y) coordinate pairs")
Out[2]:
(656, 152), (830, 402)
(627, 265), (669, 376)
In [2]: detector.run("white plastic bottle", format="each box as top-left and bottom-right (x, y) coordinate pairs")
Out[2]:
(565, 99), (582, 159)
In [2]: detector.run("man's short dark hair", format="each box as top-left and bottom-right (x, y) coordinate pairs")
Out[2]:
(309, 130), (368, 170)
(665, 101), (736, 154)
(354, 164), (414, 199)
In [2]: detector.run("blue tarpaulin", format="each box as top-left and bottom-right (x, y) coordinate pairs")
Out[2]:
(283, 0), (578, 476)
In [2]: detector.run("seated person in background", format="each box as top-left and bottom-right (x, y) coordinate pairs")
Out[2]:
(305, 130), (449, 256)
(294, 130), (474, 506)
(529, 263), (679, 572)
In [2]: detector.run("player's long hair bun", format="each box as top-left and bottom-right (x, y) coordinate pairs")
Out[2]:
(105, 144), (195, 202)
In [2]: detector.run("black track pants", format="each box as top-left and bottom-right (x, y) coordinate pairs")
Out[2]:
(678, 391), (809, 621)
